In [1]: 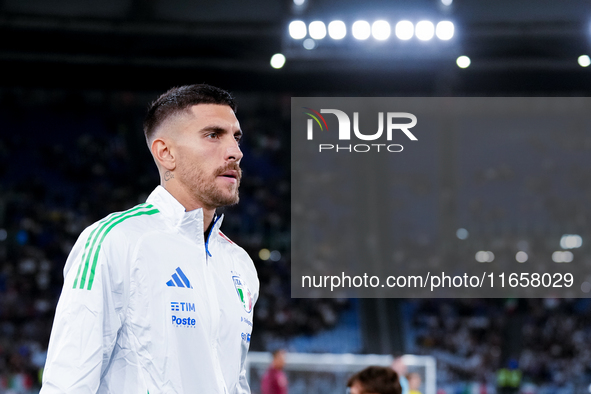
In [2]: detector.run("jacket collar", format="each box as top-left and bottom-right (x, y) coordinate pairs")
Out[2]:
(146, 186), (224, 245)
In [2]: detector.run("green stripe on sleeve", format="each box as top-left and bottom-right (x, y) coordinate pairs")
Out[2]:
(73, 211), (119, 289)
(85, 208), (160, 290)
(77, 203), (151, 289)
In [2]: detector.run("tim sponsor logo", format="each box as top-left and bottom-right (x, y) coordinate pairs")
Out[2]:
(304, 108), (417, 153)
(171, 302), (195, 312)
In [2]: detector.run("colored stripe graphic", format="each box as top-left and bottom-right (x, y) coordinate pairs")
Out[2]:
(304, 113), (323, 131)
(75, 204), (150, 289)
(73, 210), (119, 289)
(219, 231), (233, 244)
(176, 267), (191, 288)
(74, 204), (160, 290)
(86, 208), (159, 290)
(303, 107), (329, 130)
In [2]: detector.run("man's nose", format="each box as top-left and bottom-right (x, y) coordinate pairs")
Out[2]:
(225, 140), (243, 162)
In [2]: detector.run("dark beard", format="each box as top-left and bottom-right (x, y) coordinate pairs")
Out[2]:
(181, 162), (242, 209)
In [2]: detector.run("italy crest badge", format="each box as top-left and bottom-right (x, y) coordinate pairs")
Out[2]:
(232, 275), (253, 313)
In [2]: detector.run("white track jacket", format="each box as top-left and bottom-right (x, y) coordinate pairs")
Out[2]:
(41, 186), (259, 394)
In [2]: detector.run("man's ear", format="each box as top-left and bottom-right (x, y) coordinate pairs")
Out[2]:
(151, 137), (176, 171)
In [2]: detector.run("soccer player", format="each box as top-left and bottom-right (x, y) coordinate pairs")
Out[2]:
(347, 366), (402, 394)
(41, 84), (259, 393)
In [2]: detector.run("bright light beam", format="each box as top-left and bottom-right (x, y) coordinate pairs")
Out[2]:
(395, 20), (414, 40)
(270, 53), (286, 69)
(309, 21), (327, 40)
(372, 20), (391, 40)
(436, 21), (454, 40)
(416, 20), (434, 41)
(352, 20), (371, 40)
(289, 20), (307, 39)
(457, 55), (470, 68)
(328, 20), (346, 39)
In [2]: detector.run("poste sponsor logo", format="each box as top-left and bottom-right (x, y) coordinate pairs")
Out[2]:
(172, 316), (196, 327)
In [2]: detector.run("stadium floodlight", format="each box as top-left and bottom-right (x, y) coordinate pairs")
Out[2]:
(515, 251), (528, 263)
(578, 55), (591, 67)
(395, 20), (414, 40)
(259, 248), (271, 260)
(436, 21), (454, 40)
(372, 20), (391, 40)
(289, 20), (307, 39)
(441, 0), (453, 5)
(303, 38), (316, 50)
(293, 0), (305, 5)
(328, 20), (347, 40)
(457, 55), (470, 68)
(552, 251), (574, 263)
(560, 234), (583, 249)
(475, 251), (494, 263)
(309, 21), (327, 39)
(456, 228), (468, 240)
(352, 20), (371, 40)
(415, 21), (434, 41)
(270, 250), (281, 262)
(270, 53), (286, 69)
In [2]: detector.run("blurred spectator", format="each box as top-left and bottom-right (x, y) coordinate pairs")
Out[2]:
(496, 359), (522, 394)
(407, 372), (422, 394)
(261, 349), (288, 394)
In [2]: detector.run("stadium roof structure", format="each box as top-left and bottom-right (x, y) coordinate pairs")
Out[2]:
(1, 0), (591, 94)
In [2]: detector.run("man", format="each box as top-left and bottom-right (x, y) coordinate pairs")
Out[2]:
(347, 366), (402, 394)
(41, 84), (259, 393)
(261, 349), (288, 394)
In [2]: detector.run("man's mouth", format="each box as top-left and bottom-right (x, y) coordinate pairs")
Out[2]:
(217, 169), (240, 183)
(219, 170), (238, 179)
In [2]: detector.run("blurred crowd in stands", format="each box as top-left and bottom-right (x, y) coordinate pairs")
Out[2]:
(411, 297), (591, 393)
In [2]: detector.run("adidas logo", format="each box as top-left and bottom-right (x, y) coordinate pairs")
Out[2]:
(166, 267), (193, 288)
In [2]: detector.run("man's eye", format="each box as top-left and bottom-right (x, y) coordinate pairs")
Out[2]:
(207, 133), (218, 139)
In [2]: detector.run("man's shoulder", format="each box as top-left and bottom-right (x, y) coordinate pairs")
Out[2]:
(215, 230), (260, 292)
(217, 230), (238, 247)
(65, 203), (164, 285)
(81, 202), (163, 247)
(216, 230), (251, 259)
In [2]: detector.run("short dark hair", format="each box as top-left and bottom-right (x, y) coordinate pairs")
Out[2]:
(143, 84), (237, 142)
(347, 366), (401, 394)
